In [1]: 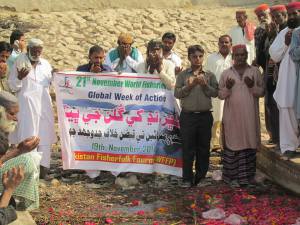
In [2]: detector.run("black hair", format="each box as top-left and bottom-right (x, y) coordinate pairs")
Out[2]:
(219, 34), (232, 43)
(187, 45), (205, 57)
(9, 30), (24, 45)
(146, 40), (163, 55)
(147, 40), (163, 50)
(88, 45), (104, 56)
(0, 41), (12, 53)
(162, 32), (176, 42)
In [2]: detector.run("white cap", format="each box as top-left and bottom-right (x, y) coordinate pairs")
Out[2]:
(28, 38), (43, 48)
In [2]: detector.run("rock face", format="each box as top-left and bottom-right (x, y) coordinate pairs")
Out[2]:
(0, 0), (286, 12)
(0, 2), (281, 71)
(0, 0), (191, 12)
(0, 6), (261, 70)
(192, 0), (287, 6)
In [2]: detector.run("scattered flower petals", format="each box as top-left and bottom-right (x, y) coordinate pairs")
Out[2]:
(136, 210), (145, 216)
(157, 207), (168, 213)
(131, 200), (140, 206)
(190, 203), (196, 209)
(105, 218), (113, 224)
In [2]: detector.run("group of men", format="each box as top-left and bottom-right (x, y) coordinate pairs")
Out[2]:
(177, 1), (300, 187)
(0, 30), (184, 180)
(0, 2), (299, 191)
(252, 2), (300, 158)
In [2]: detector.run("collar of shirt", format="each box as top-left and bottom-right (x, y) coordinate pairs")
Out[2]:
(165, 50), (174, 59)
(230, 65), (251, 76)
(217, 52), (232, 60)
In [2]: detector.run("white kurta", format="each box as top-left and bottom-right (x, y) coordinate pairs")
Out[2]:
(164, 51), (182, 67)
(105, 48), (144, 73)
(205, 52), (232, 121)
(269, 27), (297, 108)
(229, 26), (256, 65)
(8, 53), (57, 167)
(269, 27), (299, 153)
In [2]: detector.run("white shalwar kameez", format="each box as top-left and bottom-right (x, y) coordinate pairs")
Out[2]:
(8, 53), (56, 167)
(269, 27), (300, 153)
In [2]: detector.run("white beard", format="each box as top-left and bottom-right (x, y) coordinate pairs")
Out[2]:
(28, 50), (40, 62)
(0, 107), (17, 134)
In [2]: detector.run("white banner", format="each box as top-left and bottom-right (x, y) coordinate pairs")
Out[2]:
(54, 71), (182, 176)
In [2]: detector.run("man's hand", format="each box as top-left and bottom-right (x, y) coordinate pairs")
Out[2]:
(124, 47), (131, 57)
(175, 66), (183, 75)
(17, 68), (30, 80)
(156, 56), (163, 73)
(147, 53), (155, 65)
(90, 63), (102, 73)
(2, 166), (24, 192)
(148, 54), (162, 73)
(225, 77), (235, 89)
(187, 76), (198, 88)
(17, 136), (40, 153)
(119, 45), (131, 59)
(196, 74), (208, 87)
(265, 22), (277, 37)
(244, 76), (255, 88)
(0, 62), (7, 78)
(285, 30), (293, 46)
(148, 56), (156, 74)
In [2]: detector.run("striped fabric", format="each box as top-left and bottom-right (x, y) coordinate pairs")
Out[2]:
(0, 153), (39, 210)
(222, 148), (256, 185)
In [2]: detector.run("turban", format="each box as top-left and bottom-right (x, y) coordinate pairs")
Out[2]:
(232, 44), (247, 53)
(28, 38), (43, 48)
(236, 10), (247, 15)
(147, 40), (163, 51)
(118, 33), (134, 44)
(254, 4), (270, 15)
(0, 91), (18, 109)
(270, 5), (287, 13)
(287, 2), (300, 11)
